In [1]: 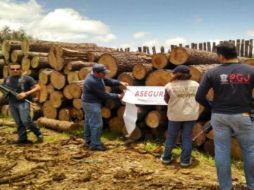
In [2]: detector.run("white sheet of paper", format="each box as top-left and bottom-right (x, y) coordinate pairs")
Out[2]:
(123, 103), (138, 135)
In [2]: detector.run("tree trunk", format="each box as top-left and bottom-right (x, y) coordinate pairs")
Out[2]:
(39, 68), (54, 85)
(78, 67), (92, 80)
(98, 52), (150, 78)
(63, 83), (82, 99)
(170, 47), (219, 65)
(101, 107), (111, 119)
(145, 69), (173, 86)
(108, 117), (124, 133)
(37, 117), (81, 132)
(21, 56), (31, 72)
(117, 72), (144, 88)
(50, 70), (66, 90)
(73, 98), (82, 109)
(31, 55), (49, 69)
(145, 110), (167, 128)
(189, 64), (219, 82)
(49, 91), (71, 108)
(2, 40), (22, 61)
(66, 61), (95, 71)
(151, 53), (169, 69)
(67, 71), (79, 84)
(42, 101), (57, 119)
(11, 50), (23, 63)
(38, 83), (48, 103)
(58, 108), (71, 121)
(132, 63), (153, 80)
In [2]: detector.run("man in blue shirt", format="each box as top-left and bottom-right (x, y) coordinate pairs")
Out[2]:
(82, 63), (128, 151)
(196, 42), (254, 190)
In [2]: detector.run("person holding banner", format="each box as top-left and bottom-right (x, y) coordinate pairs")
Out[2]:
(82, 63), (128, 151)
(161, 65), (200, 167)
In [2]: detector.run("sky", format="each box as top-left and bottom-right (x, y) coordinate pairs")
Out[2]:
(0, 0), (254, 51)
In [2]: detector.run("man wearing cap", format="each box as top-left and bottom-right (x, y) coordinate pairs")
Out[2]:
(161, 65), (199, 167)
(196, 42), (254, 190)
(82, 63), (128, 151)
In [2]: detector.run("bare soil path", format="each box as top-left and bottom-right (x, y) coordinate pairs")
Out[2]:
(0, 126), (246, 190)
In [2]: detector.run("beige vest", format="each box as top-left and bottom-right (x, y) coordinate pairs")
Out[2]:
(165, 80), (200, 121)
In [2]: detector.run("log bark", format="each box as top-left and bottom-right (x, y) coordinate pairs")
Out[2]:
(189, 64), (219, 82)
(132, 63), (153, 80)
(67, 71), (79, 84)
(78, 67), (92, 80)
(39, 68), (54, 85)
(145, 69), (173, 86)
(21, 56), (31, 72)
(170, 47), (219, 65)
(145, 110), (167, 128)
(42, 101), (57, 119)
(58, 108), (71, 121)
(73, 98), (82, 109)
(66, 61), (95, 71)
(122, 126), (142, 140)
(0, 119), (16, 127)
(11, 50), (23, 63)
(31, 55), (49, 69)
(108, 117), (124, 133)
(101, 107), (111, 119)
(38, 83), (48, 103)
(49, 91), (71, 108)
(37, 117), (81, 132)
(117, 72), (144, 88)
(151, 53), (169, 69)
(50, 70), (66, 90)
(63, 83), (82, 99)
(2, 40), (22, 61)
(98, 52), (150, 78)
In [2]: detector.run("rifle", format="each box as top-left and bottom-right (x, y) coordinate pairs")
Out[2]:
(0, 84), (32, 104)
(192, 122), (212, 142)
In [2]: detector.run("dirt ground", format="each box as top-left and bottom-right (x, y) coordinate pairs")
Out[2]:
(0, 126), (247, 190)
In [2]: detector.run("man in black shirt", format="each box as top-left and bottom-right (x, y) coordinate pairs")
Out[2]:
(4, 63), (43, 144)
(196, 42), (254, 190)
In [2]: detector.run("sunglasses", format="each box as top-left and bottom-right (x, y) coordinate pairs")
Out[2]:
(10, 68), (21, 71)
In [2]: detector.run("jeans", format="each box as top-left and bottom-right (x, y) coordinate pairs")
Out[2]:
(211, 113), (254, 190)
(9, 102), (42, 141)
(82, 102), (103, 148)
(162, 120), (196, 164)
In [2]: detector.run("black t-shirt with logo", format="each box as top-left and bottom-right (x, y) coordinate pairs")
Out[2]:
(4, 75), (36, 104)
(196, 62), (254, 114)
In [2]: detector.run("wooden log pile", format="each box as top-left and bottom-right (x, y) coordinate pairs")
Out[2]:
(1, 40), (252, 160)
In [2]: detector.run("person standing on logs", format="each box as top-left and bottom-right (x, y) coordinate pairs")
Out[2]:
(82, 63), (128, 151)
(3, 63), (43, 144)
(161, 65), (200, 167)
(195, 42), (254, 190)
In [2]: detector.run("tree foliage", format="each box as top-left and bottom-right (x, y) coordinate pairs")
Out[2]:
(0, 26), (33, 44)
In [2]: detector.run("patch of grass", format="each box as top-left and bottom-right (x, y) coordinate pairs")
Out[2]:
(101, 129), (122, 141)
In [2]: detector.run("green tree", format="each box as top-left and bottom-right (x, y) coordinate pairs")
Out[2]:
(0, 26), (33, 44)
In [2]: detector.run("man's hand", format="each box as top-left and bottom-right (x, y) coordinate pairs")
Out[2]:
(16, 92), (27, 100)
(120, 81), (129, 89)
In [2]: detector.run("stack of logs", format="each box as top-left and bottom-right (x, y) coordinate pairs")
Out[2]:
(1, 39), (254, 159)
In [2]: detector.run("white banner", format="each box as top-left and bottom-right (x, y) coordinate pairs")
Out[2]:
(122, 86), (167, 135)
(122, 86), (167, 105)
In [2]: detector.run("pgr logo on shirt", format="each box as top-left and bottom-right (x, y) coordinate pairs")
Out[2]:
(220, 74), (228, 84)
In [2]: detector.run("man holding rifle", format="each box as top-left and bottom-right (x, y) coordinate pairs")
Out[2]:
(2, 63), (43, 144)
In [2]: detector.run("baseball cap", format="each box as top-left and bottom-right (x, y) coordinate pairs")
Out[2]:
(92, 64), (110, 74)
(173, 65), (190, 74)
